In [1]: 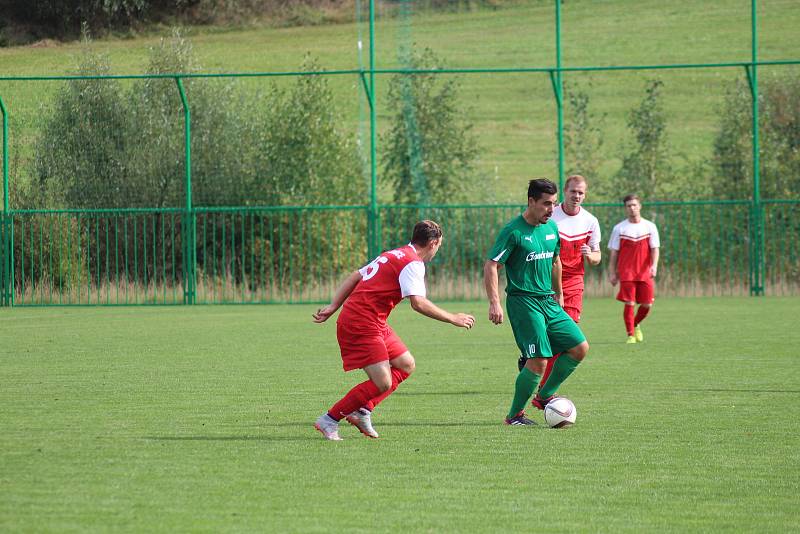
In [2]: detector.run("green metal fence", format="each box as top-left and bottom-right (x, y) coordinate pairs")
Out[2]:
(1, 0), (799, 305)
(7, 209), (186, 305)
(2, 200), (797, 305)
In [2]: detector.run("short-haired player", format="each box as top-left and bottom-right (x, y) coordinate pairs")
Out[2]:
(485, 179), (590, 425)
(313, 220), (475, 440)
(608, 194), (660, 343)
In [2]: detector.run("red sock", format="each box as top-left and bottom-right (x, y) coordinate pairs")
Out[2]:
(634, 305), (650, 326)
(624, 304), (635, 336)
(328, 379), (382, 420)
(540, 354), (560, 387)
(366, 368), (410, 411)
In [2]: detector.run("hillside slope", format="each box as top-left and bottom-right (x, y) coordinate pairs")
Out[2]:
(0, 0), (798, 202)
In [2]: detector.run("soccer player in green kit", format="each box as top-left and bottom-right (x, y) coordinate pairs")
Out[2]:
(484, 179), (590, 425)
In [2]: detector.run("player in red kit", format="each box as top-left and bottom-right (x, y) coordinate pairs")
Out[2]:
(312, 220), (475, 440)
(551, 176), (602, 322)
(520, 175), (602, 390)
(608, 194), (660, 343)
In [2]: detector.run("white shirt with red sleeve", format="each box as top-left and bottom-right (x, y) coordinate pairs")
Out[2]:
(338, 244), (425, 331)
(551, 204), (601, 292)
(608, 218), (660, 281)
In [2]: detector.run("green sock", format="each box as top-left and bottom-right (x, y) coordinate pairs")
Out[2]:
(507, 367), (540, 419)
(538, 354), (580, 398)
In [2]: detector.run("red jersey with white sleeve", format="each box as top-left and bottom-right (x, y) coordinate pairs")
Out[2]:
(551, 204), (601, 292)
(337, 244), (426, 331)
(608, 218), (660, 281)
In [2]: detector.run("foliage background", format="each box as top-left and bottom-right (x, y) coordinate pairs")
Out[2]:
(2, 1), (798, 208)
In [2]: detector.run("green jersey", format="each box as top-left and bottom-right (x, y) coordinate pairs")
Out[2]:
(487, 215), (561, 297)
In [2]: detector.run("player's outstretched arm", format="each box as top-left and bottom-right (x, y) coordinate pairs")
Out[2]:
(483, 260), (504, 325)
(408, 295), (475, 329)
(312, 270), (361, 323)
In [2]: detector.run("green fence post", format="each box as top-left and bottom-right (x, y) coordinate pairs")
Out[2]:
(176, 78), (195, 304)
(1, 96), (7, 215)
(367, 0), (379, 260)
(555, 0), (565, 193)
(749, 0), (764, 296)
(0, 95), (10, 306)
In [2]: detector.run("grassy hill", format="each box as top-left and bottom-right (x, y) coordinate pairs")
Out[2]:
(1, 0), (798, 203)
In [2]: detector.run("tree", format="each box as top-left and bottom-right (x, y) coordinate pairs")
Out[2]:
(381, 47), (480, 205)
(127, 28), (253, 208)
(563, 80), (606, 185)
(711, 73), (800, 200)
(33, 32), (366, 289)
(250, 57), (364, 207)
(613, 79), (672, 200)
(35, 37), (129, 208)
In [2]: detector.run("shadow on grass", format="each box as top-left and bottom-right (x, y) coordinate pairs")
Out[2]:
(378, 421), (524, 427)
(672, 388), (800, 394)
(397, 390), (488, 396)
(142, 417), (513, 441)
(143, 435), (314, 441)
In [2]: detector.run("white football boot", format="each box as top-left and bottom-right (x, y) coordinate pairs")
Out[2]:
(314, 414), (343, 441)
(345, 408), (379, 438)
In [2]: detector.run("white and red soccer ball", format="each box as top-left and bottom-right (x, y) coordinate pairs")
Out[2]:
(544, 397), (577, 428)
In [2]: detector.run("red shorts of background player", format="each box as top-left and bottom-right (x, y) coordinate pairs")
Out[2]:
(616, 279), (655, 304)
(336, 322), (409, 371)
(562, 291), (583, 323)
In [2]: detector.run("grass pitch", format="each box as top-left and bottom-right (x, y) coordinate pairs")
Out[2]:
(1, 297), (799, 531)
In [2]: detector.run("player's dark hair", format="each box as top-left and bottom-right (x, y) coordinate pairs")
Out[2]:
(528, 178), (558, 200)
(411, 220), (442, 246)
(623, 193), (641, 204)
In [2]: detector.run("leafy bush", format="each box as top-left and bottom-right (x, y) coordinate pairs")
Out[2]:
(35, 44), (129, 208)
(32, 32), (365, 290)
(711, 73), (800, 200)
(248, 57), (364, 207)
(380, 47), (480, 205)
(563, 80), (606, 184)
(612, 79), (672, 201)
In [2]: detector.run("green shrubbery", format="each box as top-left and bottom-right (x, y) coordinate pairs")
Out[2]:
(26, 32), (370, 289)
(35, 31), (367, 211)
(563, 80), (606, 184)
(565, 73), (800, 203)
(12, 29), (800, 296)
(381, 47), (479, 205)
(711, 74), (800, 201)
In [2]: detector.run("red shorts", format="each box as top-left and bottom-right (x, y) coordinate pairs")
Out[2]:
(562, 291), (583, 323)
(616, 280), (655, 305)
(336, 322), (409, 372)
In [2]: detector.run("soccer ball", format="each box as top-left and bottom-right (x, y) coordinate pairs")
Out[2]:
(543, 397), (577, 428)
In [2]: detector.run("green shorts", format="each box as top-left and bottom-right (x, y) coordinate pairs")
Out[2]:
(506, 294), (586, 359)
